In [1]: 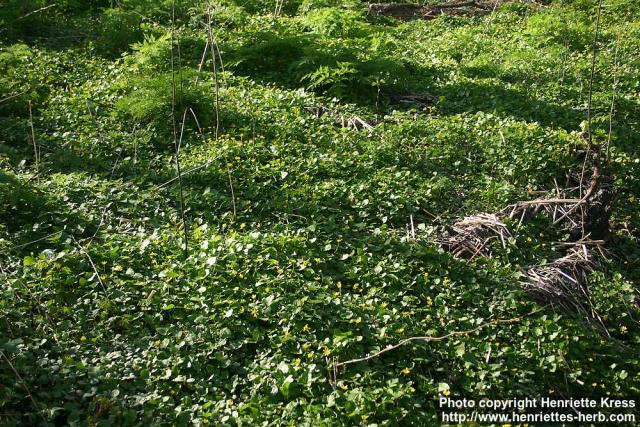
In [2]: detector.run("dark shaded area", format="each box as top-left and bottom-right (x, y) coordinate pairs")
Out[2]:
(226, 31), (437, 104)
(368, 1), (491, 20)
(436, 78), (585, 130)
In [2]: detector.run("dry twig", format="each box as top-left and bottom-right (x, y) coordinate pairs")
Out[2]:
(438, 213), (511, 259)
(335, 308), (544, 368)
(1, 351), (46, 423)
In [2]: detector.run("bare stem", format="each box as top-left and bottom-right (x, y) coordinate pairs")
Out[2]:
(171, 0), (189, 260)
(206, 8), (221, 140)
(335, 308), (544, 368)
(1, 351), (46, 422)
(606, 33), (620, 165)
(586, 0), (604, 151)
(72, 237), (108, 295)
(28, 101), (38, 173)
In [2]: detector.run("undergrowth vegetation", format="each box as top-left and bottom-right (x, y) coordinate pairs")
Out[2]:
(1, 0), (639, 425)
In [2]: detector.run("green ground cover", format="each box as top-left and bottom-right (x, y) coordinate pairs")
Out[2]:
(1, 0), (639, 425)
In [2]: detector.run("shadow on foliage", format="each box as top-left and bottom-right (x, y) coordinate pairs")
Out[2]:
(0, 171), (100, 256)
(436, 78), (585, 130)
(227, 31), (443, 105)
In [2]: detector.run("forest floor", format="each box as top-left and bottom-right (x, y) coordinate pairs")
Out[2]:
(1, 0), (640, 425)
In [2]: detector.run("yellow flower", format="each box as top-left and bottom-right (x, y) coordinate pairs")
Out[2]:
(338, 382), (348, 390)
(620, 325), (628, 334)
(294, 358), (301, 365)
(302, 324), (310, 332)
(306, 352), (314, 359)
(226, 399), (234, 407)
(427, 297), (433, 306)
(323, 348), (332, 357)
(284, 330), (290, 337)
(592, 383), (597, 387)
(443, 389), (450, 397)
(336, 281), (342, 290)
(80, 336), (87, 342)
(401, 367), (411, 375)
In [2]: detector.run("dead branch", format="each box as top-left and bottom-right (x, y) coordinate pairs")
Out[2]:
(522, 241), (610, 335)
(437, 213), (511, 259)
(335, 307), (544, 368)
(1, 351), (46, 422)
(390, 94), (437, 106)
(72, 237), (108, 295)
(0, 86), (33, 104)
(304, 104), (378, 131)
(368, 1), (492, 21)
(437, 170), (613, 325)
(155, 154), (225, 189)
(368, 1), (547, 20)
(13, 4), (57, 22)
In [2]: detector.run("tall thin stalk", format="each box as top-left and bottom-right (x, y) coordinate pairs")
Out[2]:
(606, 33), (620, 165)
(171, 0), (189, 259)
(586, 0), (604, 153)
(579, 0), (604, 198)
(205, 7), (235, 219)
(206, 8), (221, 140)
(28, 101), (38, 173)
(577, 0), (605, 239)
